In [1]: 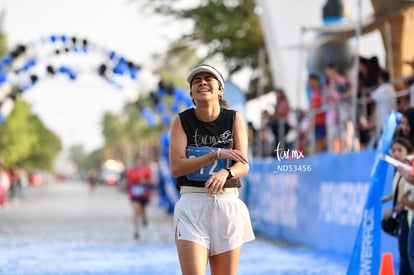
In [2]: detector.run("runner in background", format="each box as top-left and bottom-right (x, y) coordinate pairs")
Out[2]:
(125, 154), (152, 239)
(87, 168), (98, 194)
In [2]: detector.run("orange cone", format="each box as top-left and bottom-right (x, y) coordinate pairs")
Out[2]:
(379, 252), (395, 275)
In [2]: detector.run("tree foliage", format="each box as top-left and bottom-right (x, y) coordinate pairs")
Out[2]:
(153, 40), (202, 88)
(0, 99), (62, 171)
(98, 100), (163, 164)
(0, 15), (7, 57)
(101, 105), (161, 149)
(139, 0), (268, 88)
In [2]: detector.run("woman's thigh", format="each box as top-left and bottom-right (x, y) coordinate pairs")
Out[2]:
(209, 246), (242, 275)
(176, 239), (209, 275)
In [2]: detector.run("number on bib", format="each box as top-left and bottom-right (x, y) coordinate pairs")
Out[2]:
(186, 146), (229, 181)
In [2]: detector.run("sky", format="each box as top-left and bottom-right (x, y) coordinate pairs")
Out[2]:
(0, 0), (189, 153)
(0, 0), (385, 154)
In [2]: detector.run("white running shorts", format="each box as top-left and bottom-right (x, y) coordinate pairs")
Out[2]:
(174, 192), (255, 256)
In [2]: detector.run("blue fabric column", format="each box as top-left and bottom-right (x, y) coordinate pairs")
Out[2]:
(346, 111), (401, 274)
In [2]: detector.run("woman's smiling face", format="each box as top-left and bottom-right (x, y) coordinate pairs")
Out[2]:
(190, 72), (223, 103)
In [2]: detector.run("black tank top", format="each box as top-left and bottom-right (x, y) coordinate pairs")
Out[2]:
(176, 108), (241, 189)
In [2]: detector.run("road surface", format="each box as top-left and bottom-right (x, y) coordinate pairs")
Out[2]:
(0, 180), (348, 275)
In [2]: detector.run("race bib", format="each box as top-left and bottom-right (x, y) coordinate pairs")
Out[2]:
(131, 185), (146, 196)
(186, 146), (229, 181)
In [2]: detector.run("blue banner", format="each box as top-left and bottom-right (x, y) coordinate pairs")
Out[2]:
(247, 150), (387, 254)
(223, 81), (246, 118)
(346, 111), (401, 275)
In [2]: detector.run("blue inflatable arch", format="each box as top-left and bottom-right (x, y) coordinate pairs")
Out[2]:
(0, 34), (193, 126)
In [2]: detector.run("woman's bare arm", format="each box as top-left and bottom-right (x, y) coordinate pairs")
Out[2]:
(169, 115), (218, 178)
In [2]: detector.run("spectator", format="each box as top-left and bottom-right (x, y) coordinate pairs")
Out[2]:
(382, 137), (413, 275)
(295, 109), (311, 156)
(0, 157), (10, 208)
(405, 57), (414, 108)
(395, 107), (414, 150)
(247, 121), (258, 157)
(308, 74), (326, 153)
(357, 71), (375, 150)
(259, 110), (274, 157)
(371, 70), (397, 141)
(324, 64), (355, 151)
(365, 56), (382, 88)
(323, 78), (340, 152)
(268, 89), (291, 151)
(335, 69), (353, 141)
(397, 155), (414, 273)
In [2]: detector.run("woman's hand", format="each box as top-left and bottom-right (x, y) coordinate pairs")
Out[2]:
(205, 169), (229, 196)
(218, 149), (248, 164)
(204, 148), (248, 196)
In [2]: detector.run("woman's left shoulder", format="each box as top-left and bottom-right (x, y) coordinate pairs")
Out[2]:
(220, 108), (238, 117)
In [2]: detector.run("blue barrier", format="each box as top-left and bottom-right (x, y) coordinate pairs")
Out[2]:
(245, 150), (398, 262)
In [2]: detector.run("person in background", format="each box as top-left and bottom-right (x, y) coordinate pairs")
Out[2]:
(395, 107), (414, 149)
(325, 65), (352, 119)
(0, 157), (10, 208)
(268, 88), (291, 152)
(395, 107), (414, 273)
(371, 70), (397, 141)
(382, 137), (413, 275)
(259, 110), (274, 157)
(295, 109), (311, 156)
(399, 165), (414, 274)
(323, 78), (340, 152)
(125, 154), (152, 239)
(405, 57), (414, 108)
(356, 69), (376, 150)
(169, 64), (254, 275)
(308, 74), (326, 153)
(87, 168), (98, 194)
(365, 56), (382, 88)
(9, 166), (23, 200)
(247, 121), (258, 157)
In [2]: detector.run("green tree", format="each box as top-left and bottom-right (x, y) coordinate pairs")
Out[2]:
(99, 102), (162, 163)
(84, 148), (105, 169)
(0, 15), (62, 171)
(20, 114), (61, 171)
(138, 0), (272, 97)
(0, 99), (38, 164)
(102, 112), (127, 147)
(0, 99), (62, 171)
(68, 144), (104, 172)
(0, 11), (7, 57)
(152, 40), (201, 88)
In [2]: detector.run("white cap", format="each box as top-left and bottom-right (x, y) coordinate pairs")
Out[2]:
(186, 64), (225, 88)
